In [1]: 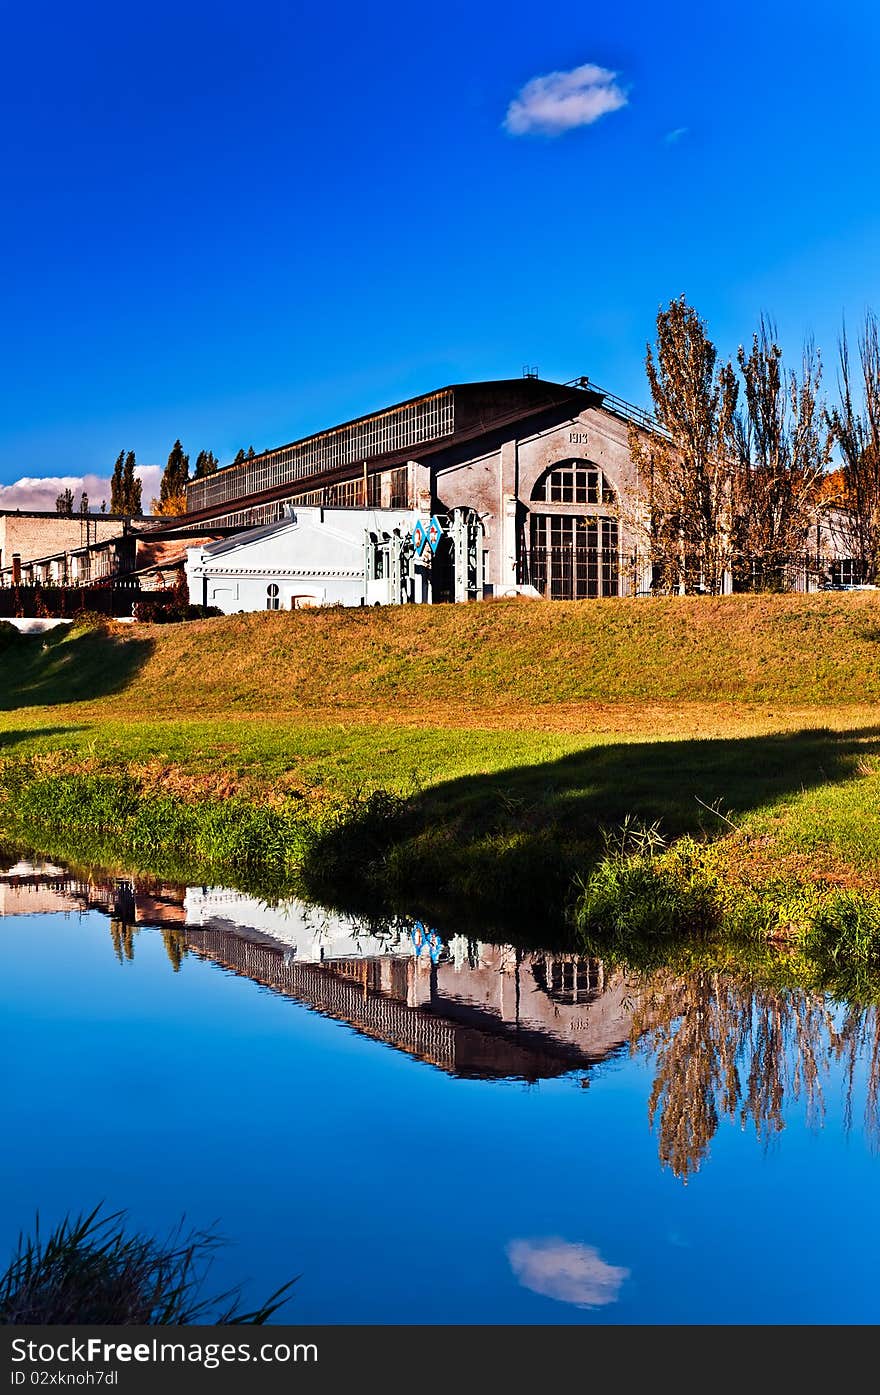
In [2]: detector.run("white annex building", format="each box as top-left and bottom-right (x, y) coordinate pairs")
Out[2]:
(184, 504), (488, 611)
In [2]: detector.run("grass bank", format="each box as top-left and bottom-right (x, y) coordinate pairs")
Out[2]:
(4, 591), (880, 715)
(1, 598), (879, 959)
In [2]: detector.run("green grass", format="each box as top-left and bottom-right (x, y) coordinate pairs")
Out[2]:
(1, 599), (879, 949)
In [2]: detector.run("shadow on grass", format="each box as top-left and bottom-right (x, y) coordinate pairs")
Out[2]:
(0, 628), (154, 709)
(304, 724), (880, 931)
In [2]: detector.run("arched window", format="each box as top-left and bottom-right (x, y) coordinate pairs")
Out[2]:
(532, 460), (616, 505)
(266, 582), (280, 610)
(531, 956), (604, 1005)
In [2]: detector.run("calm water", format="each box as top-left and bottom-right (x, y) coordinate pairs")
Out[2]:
(2, 858), (879, 1324)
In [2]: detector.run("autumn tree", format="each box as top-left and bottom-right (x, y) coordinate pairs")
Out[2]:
(628, 297), (739, 594)
(830, 310), (880, 583)
(55, 487), (74, 516)
(154, 440), (190, 516)
(733, 319), (832, 590)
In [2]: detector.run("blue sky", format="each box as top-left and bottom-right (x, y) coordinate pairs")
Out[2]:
(1, 0), (878, 502)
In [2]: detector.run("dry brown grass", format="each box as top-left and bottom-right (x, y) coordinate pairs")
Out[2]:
(27, 590), (879, 719)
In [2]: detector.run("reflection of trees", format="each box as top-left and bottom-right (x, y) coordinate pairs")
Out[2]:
(629, 971), (880, 1180)
(161, 928), (187, 972)
(108, 920), (188, 972)
(109, 918), (137, 963)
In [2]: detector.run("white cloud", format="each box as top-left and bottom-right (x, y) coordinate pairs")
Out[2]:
(0, 465), (162, 514)
(507, 1237), (629, 1309)
(664, 126), (689, 144)
(504, 62), (627, 137)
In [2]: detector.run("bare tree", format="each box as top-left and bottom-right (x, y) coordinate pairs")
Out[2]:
(830, 311), (880, 583)
(628, 297), (739, 594)
(734, 319), (832, 590)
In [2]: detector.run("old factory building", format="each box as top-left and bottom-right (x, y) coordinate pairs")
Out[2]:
(181, 376), (650, 605)
(1, 373), (859, 616)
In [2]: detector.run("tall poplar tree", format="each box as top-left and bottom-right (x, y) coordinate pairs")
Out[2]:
(122, 451), (142, 515)
(628, 297), (739, 594)
(155, 440), (190, 515)
(733, 319), (831, 589)
(193, 450), (218, 479)
(110, 451), (125, 513)
(830, 311), (880, 583)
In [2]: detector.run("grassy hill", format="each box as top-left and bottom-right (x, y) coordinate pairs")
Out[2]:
(2, 591), (880, 716)
(0, 595), (879, 955)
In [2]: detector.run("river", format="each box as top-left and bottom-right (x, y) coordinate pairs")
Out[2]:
(1, 854), (878, 1324)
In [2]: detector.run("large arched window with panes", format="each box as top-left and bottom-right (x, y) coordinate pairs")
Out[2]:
(526, 461), (619, 599)
(532, 461), (616, 507)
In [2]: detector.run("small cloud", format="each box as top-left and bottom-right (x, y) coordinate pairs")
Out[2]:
(507, 1237), (629, 1309)
(664, 126), (689, 144)
(0, 465), (162, 513)
(504, 62), (627, 137)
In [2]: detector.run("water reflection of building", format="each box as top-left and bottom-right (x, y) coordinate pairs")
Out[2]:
(0, 869), (639, 1083)
(0, 861), (184, 927)
(5, 866), (879, 1174)
(183, 889), (639, 1081)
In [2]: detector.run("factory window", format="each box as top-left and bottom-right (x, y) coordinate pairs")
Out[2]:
(527, 514), (619, 599)
(388, 467), (409, 508)
(266, 583), (280, 610)
(830, 559), (862, 588)
(532, 461), (616, 505)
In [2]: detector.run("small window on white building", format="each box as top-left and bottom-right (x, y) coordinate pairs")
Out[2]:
(266, 583), (280, 610)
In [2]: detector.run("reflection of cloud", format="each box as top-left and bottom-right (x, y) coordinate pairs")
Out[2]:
(507, 1237), (629, 1308)
(504, 63), (627, 137)
(0, 466), (161, 513)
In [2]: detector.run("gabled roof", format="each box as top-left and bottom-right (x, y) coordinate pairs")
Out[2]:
(193, 506), (420, 562)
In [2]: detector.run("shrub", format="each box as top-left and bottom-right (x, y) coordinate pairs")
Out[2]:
(67, 610), (111, 635)
(131, 595), (222, 624)
(804, 890), (880, 967)
(572, 822), (719, 947)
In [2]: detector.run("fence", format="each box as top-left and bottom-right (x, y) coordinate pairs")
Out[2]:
(0, 581), (140, 619)
(518, 548), (838, 599)
(519, 547), (640, 599)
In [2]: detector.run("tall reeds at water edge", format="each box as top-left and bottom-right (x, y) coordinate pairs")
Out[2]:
(0, 1205), (295, 1325)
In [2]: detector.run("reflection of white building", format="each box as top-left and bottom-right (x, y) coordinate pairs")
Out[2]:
(183, 887), (415, 961)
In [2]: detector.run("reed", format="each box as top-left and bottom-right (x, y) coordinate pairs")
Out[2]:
(0, 1204), (295, 1325)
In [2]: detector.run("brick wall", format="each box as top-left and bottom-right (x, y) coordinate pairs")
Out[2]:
(0, 513), (131, 569)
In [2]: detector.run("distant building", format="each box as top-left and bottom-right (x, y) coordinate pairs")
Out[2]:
(0, 509), (145, 586)
(179, 376), (864, 605)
